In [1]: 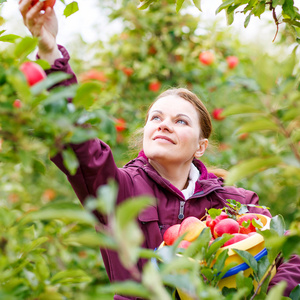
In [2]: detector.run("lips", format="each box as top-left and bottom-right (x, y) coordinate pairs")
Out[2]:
(153, 135), (175, 144)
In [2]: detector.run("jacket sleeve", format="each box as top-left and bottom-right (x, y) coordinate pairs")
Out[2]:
(51, 140), (133, 213)
(45, 46), (133, 223)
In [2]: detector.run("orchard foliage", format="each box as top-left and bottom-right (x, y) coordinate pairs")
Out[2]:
(137, 0), (300, 42)
(0, 0), (300, 299)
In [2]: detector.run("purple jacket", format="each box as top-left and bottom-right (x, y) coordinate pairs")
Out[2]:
(48, 46), (300, 299)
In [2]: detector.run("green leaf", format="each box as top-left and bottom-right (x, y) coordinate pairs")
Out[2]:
(64, 230), (117, 249)
(14, 36), (38, 61)
(222, 104), (262, 116)
(22, 237), (49, 255)
(206, 235), (233, 260)
(236, 118), (279, 133)
(270, 215), (285, 236)
(232, 248), (258, 274)
(226, 9), (234, 25)
(257, 255), (272, 282)
(51, 269), (92, 284)
(290, 284), (300, 300)
(19, 202), (96, 226)
(265, 281), (287, 300)
(192, 0), (201, 11)
(138, 0), (154, 10)
(93, 180), (118, 215)
(63, 1), (79, 18)
(62, 147), (79, 175)
(215, 0), (235, 14)
(235, 271), (253, 296)
(31, 71), (72, 96)
(207, 208), (222, 219)
(97, 281), (149, 299)
(41, 85), (78, 106)
(0, 34), (20, 43)
(116, 197), (154, 228)
(73, 81), (103, 109)
(162, 273), (196, 297)
(226, 156), (282, 185)
(272, 0), (285, 8)
(176, 0), (185, 13)
(252, 1), (266, 17)
(282, 0), (296, 19)
(142, 262), (172, 300)
(244, 12), (252, 28)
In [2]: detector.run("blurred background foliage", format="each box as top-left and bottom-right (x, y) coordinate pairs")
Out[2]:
(0, 0), (299, 299)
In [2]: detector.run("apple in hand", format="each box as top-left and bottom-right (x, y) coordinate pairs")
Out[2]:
(223, 233), (248, 247)
(31, 0), (56, 10)
(237, 214), (259, 234)
(178, 216), (206, 242)
(20, 62), (46, 87)
(214, 218), (240, 238)
(163, 224), (180, 246)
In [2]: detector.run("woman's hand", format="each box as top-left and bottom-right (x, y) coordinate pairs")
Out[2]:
(19, 0), (61, 64)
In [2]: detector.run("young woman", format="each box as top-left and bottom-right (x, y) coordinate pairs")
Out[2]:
(19, 1), (300, 299)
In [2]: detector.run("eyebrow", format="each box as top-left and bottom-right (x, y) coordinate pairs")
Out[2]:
(150, 110), (192, 122)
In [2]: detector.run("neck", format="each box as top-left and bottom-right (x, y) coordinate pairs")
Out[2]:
(149, 159), (192, 190)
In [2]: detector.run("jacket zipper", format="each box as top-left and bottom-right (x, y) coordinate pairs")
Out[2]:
(178, 200), (185, 220)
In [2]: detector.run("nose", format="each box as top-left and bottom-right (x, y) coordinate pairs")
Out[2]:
(158, 118), (173, 132)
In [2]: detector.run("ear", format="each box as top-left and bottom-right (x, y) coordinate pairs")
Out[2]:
(195, 139), (208, 158)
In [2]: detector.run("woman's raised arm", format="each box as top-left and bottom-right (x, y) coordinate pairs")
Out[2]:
(19, 0), (61, 64)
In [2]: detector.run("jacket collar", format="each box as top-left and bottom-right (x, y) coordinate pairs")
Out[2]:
(136, 150), (223, 197)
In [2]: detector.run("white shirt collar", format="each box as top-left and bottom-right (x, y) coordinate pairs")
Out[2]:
(181, 163), (200, 200)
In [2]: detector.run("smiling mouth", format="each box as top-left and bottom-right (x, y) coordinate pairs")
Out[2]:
(153, 136), (175, 144)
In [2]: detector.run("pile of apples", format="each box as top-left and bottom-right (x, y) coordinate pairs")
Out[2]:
(163, 212), (261, 249)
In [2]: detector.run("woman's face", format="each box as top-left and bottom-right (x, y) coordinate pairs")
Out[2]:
(143, 95), (207, 167)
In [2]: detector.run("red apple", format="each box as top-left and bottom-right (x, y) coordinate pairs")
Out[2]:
(199, 51), (215, 65)
(214, 218), (240, 238)
(226, 56), (239, 69)
(148, 46), (157, 55)
(13, 99), (22, 108)
(206, 212), (228, 236)
(149, 81), (161, 92)
(237, 214), (259, 234)
(163, 224), (180, 246)
(238, 132), (249, 141)
(79, 69), (107, 82)
(223, 233), (248, 247)
(212, 108), (225, 121)
(178, 216), (206, 242)
(115, 118), (126, 132)
(177, 240), (191, 249)
(20, 62), (46, 86)
(31, 0), (56, 10)
(122, 67), (134, 77)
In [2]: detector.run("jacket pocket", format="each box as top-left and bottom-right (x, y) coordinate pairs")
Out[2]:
(138, 206), (162, 249)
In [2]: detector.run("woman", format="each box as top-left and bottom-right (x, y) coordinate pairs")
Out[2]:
(19, 1), (300, 299)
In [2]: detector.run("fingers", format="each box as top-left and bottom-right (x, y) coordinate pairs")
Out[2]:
(19, 0), (45, 36)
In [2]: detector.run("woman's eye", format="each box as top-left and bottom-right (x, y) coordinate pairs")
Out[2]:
(151, 115), (160, 121)
(177, 119), (187, 125)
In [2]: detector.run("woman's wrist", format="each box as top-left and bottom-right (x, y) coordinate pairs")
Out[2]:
(38, 44), (62, 65)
